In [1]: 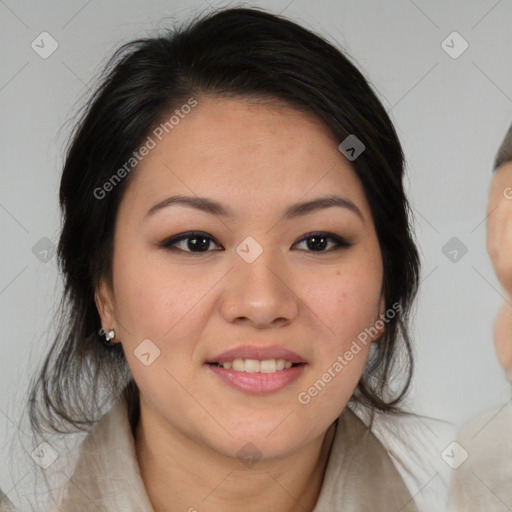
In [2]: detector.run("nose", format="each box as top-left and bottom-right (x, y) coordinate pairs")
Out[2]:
(219, 250), (299, 329)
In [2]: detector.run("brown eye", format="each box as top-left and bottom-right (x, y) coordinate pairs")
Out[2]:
(160, 231), (223, 254)
(293, 232), (353, 252)
(159, 230), (352, 255)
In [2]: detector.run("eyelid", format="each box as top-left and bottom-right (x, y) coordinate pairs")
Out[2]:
(159, 231), (223, 252)
(293, 231), (353, 248)
(159, 230), (353, 254)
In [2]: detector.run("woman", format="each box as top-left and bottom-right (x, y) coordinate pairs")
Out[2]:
(6, 6), (452, 512)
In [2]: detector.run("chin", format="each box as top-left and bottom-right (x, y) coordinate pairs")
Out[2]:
(204, 422), (313, 464)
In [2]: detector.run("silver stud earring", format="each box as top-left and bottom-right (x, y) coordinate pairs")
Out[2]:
(98, 327), (115, 347)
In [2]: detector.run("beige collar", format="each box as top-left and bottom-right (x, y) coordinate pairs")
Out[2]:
(57, 398), (418, 512)
(314, 405), (419, 511)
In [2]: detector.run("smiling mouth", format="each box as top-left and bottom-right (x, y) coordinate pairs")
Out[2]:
(206, 359), (304, 373)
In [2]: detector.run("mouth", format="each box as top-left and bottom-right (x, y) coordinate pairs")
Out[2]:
(204, 345), (307, 395)
(206, 359), (304, 373)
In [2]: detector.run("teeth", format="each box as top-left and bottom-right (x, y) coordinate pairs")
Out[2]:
(232, 359), (244, 371)
(219, 358), (297, 373)
(260, 359), (276, 373)
(245, 359), (260, 373)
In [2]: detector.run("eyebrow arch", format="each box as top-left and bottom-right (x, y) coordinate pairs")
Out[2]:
(145, 194), (364, 222)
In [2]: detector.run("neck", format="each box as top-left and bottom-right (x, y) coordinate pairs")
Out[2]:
(135, 401), (337, 512)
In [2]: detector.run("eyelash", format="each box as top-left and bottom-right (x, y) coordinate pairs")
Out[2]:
(159, 230), (353, 255)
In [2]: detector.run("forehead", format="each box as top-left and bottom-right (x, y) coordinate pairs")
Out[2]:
(118, 97), (369, 219)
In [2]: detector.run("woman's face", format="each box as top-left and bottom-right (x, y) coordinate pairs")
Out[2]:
(96, 97), (385, 460)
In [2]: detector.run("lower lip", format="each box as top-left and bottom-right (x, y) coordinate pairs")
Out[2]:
(205, 363), (306, 395)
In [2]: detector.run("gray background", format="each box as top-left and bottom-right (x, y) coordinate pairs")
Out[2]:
(1, 0), (511, 495)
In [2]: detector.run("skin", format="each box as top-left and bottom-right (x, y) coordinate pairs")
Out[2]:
(486, 161), (512, 374)
(95, 97), (386, 512)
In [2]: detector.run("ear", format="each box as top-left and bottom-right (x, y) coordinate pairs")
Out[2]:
(94, 278), (118, 339)
(372, 294), (387, 343)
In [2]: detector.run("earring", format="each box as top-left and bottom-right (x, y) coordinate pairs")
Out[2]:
(98, 327), (116, 347)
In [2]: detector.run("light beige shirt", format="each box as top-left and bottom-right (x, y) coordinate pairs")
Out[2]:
(2, 398), (453, 512)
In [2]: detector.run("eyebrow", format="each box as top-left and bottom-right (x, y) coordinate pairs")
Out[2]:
(145, 194), (364, 222)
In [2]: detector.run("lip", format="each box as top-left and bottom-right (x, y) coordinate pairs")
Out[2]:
(205, 344), (307, 364)
(204, 344), (307, 395)
(205, 363), (306, 395)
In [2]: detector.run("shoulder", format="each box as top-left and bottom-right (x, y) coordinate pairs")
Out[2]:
(455, 400), (512, 447)
(349, 402), (457, 512)
(448, 401), (512, 511)
(57, 396), (154, 511)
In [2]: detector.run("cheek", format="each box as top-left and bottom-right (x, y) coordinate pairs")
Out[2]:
(111, 248), (215, 345)
(300, 262), (383, 343)
(294, 251), (383, 416)
(111, 252), (219, 401)
(294, 264), (380, 424)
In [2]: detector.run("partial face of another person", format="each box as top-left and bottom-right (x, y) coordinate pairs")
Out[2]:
(487, 161), (512, 295)
(96, 97), (385, 460)
(487, 161), (512, 373)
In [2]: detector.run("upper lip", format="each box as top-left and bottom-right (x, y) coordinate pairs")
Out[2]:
(205, 344), (307, 364)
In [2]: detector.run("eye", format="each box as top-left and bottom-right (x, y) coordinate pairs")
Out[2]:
(292, 232), (353, 252)
(159, 230), (353, 255)
(159, 231), (223, 254)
